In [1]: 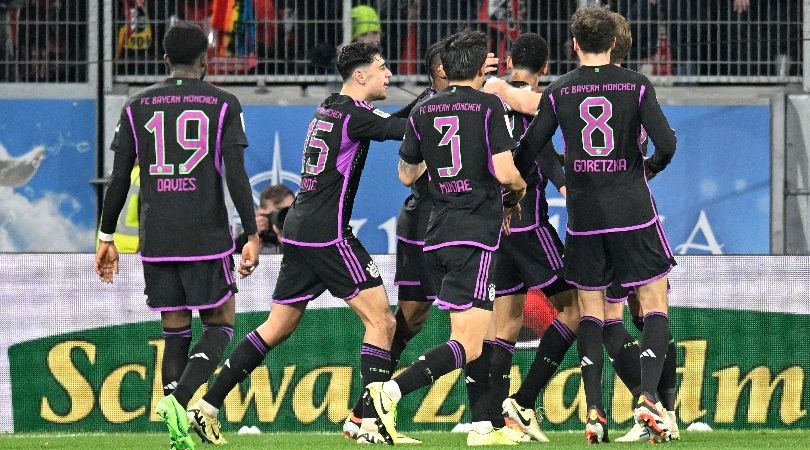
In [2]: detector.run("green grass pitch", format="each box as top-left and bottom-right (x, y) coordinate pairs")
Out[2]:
(1, 431), (807, 449)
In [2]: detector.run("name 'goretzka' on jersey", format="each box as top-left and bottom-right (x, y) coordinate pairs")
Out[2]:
(104, 78), (250, 260)
(400, 86), (517, 251)
(282, 94), (406, 246)
(507, 80), (565, 232)
(516, 64), (676, 234)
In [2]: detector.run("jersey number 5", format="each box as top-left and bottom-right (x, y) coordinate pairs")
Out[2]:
(579, 96), (614, 157)
(145, 110), (209, 175)
(434, 116), (461, 177)
(303, 118), (334, 175)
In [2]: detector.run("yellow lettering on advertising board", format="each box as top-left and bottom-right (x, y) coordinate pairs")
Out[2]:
(543, 367), (586, 424)
(293, 366), (352, 424)
(413, 369), (464, 423)
(100, 364), (147, 423)
(714, 365), (806, 424)
(224, 366), (296, 422)
(40, 341), (96, 423)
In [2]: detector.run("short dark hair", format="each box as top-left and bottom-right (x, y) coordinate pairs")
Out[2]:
(510, 33), (548, 73)
(570, 6), (616, 54)
(424, 40), (444, 81)
(441, 30), (488, 82)
(336, 41), (382, 81)
(610, 12), (632, 64)
(260, 184), (294, 207)
(163, 22), (208, 66)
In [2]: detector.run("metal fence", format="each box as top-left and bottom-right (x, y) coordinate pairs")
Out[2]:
(0, 0), (805, 86)
(0, 0), (90, 83)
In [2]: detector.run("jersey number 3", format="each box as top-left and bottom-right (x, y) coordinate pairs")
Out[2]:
(434, 116), (461, 177)
(145, 110), (209, 175)
(579, 96), (614, 157)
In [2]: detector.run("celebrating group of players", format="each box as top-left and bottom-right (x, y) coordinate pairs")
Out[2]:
(96, 5), (678, 449)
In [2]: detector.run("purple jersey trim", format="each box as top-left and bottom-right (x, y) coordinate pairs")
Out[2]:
(536, 227), (564, 270)
(125, 106), (139, 158)
(639, 84), (647, 106)
(526, 275), (560, 291)
(567, 216), (658, 236)
(567, 279), (612, 291)
(140, 243), (236, 262)
(423, 239), (500, 252)
(644, 311), (668, 319)
(655, 220), (674, 258)
(148, 290), (233, 312)
(435, 299), (473, 311)
(509, 224), (540, 233)
(409, 115), (422, 141)
(495, 283), (524, 296)
(551, 319), (575, 344)
(396, 235), (426, 246)
(448, 340), (464, 368)
(344, 288), (361, 301)
(580, 315), (604, 327)
(272, 294), (315, 304)
(336, 114), (358, 242)
(605, 294), (628, 304)
(395, 280), (421, 286)
(548, 93), (558, 117)
(280, 236), (342, 247)
(214, 102), (229, 175)
(620, 265), (673, 288)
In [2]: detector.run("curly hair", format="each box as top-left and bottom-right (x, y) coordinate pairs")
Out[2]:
(510, 33), (548, 74)
(163, 22), (208, 66)
(610, 12), (632, 64)
(570, 6), (617, 54)
(336, 41), (382, 81)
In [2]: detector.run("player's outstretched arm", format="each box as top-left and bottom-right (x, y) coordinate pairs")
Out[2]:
(639, 82), (676, 175)
(222, 144), (260, 277)
(513, 93), (559, 176)
(483, 78), (542, 116)
(492, 152), (527, 234)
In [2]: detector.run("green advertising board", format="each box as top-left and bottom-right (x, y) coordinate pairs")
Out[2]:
(1, 254), (808, 432)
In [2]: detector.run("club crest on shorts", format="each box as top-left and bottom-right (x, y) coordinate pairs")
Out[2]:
(366, 260), (380, 278)
(488, 283), (495, 301)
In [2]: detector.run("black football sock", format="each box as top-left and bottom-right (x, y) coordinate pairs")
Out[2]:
(488, 338), (515, 428)
(161, 326), (192, 396)
(465, 341), (494, 423)
(354, 343), (392, 419)
(632, 314), (645, 332)
(603, 319), (642, 398)
(394, 340), (466, 396)
(202, 330), (269, 409)
(172, 324), (233, 408)
(512, 319), (575, 409)
(390, 308), (419, 370)
(639, 312), (670, 396)
(658, 336), (677, 411)
(578, 315), (604, 410)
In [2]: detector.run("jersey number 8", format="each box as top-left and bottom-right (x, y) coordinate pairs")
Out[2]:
(145, 110), (209, 176)
(579, 96), (614, 157)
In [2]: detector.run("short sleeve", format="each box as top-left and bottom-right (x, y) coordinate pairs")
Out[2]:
(399, 114), (423, 164)
(485, 96), (517, 155)
(110, 105), (136, 156)
(220, 97), (249, 148)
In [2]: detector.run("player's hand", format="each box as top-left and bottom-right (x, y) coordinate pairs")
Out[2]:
(483, 52), (499, 75)
(483, 77), (508, 95)
(559, 186), (567, 199)
(95, 241), (120, 284)
(502, 204), (522, 236)
(255, 209), (271, 233)
(239, 233), (261, 278)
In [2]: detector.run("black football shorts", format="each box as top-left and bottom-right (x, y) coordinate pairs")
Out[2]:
(272, 236), (383, 304)
(143, 255), (237, 311)
(606, 279), (673, 303)
(394, 238), (435, 302)
(565, 219), (676, 291)
(493, 223), (574, 298)
(424, 245), (497, 311)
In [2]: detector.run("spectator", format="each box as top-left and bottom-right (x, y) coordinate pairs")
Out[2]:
(235, 184), (294, 254)
(352, 4), (381, 44)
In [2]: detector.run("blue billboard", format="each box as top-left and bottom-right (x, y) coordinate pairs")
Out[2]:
(240, 104), (771, 254)
(0, 100), (97, 251)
